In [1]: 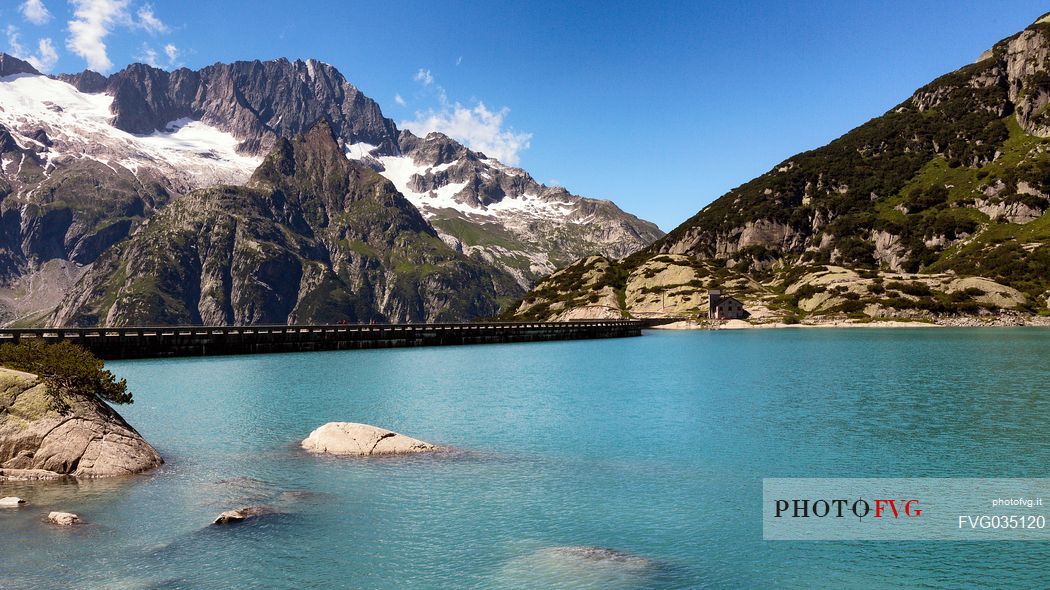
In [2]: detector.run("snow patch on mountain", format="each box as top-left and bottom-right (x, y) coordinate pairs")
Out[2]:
(346, 142), (575, 220)
(0, 73), (260, 189)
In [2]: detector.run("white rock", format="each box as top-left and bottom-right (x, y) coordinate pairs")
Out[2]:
(301, 422), (438, 456)
(0, 496), (26, 507)
(48, 511), (80, 526)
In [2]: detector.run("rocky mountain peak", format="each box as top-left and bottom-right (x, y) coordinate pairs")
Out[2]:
(251, 119), (352, 197)
(0, 54), (39, 78)
(50, 57), (402, 157)
(55, 69), (107, 92)
(397, 129), (474, 167)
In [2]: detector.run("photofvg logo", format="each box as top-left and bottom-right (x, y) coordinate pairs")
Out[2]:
(774, 497), (922, 519)
(763, 478), (1050, 540)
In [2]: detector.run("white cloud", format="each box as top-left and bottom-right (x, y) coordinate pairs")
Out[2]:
(136, 42), (178, 69)
(136, 42), (159, 67)
(401, 68), (533, 165)
(65, 1), (171, 72)
(402, 101), (532, 165)
(66, 0), (131, 72)
(414, 68), (433, 87)
(31, 37), (58, 71)
(6, 25), (25, 54)
(135, 4), (168, 34)
(6, 25), (58, 72)
(403, 68), (532, 165)
(394, 93), (406, 107)
(20, 0), (52, 25)
(163, 42), (178, 64)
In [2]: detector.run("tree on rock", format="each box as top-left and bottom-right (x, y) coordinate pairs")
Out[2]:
(0, 340), (132, 407)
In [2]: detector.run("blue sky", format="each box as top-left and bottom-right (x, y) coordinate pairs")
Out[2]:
(2, 1), (1049, 230)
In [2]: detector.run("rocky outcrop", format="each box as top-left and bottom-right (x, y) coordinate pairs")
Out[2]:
(47, 511), (80, 525)
(974, 198), (1045, 224)
(0, 367), (162, 479)
(623, 255), (709, 317)
(301, 422), (438, 456)
(1005, 25), (1050, 137)
(0, 496), (26, 507)
(212, 505), (274, 525)
(872, 230), (907, 272)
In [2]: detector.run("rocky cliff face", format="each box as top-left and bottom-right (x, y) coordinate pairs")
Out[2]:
(51, 123), (520, 326)
(0, 367), (161, 479)
(59, 58), (401, 156)
(510, 13), (1050, 324)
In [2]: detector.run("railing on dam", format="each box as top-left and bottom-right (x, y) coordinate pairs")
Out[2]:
(0, 321), (645, 359)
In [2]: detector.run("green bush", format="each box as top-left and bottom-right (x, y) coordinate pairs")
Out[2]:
(835, 300), (867, 314)
(885, 281), (933, 297)
(0, 340), (132, 407)
(792, 283), (826, 302)
(904, 185), (949, 211)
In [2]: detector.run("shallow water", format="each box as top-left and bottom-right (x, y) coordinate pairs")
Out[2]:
(3, 328), (1050, 588)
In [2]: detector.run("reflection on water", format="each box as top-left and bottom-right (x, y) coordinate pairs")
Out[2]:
(2, 328), (1050, 588)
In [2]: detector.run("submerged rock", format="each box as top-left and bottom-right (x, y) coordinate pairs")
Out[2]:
(47, 511), (81, 526)
(0, 496), (26, 507)
(495, 546), (658, 589)
(0, 367), (163, 480)
(212, 505), (274, 525)
(545, 546), (656, 569)
(301, 422), (438, 456)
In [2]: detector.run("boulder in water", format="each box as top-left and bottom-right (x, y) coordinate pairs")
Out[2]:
(48, 511), (81, 525)
(212, 505), (274, 525)
(301, 422), (438, 456)
(0, 496), (26, 507)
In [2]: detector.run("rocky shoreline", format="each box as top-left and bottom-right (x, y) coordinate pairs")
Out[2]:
(649, 313), (1050, 330)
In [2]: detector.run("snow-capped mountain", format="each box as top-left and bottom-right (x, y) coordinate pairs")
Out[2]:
(351, 130), (662, 286)
(0, 53), (661, 325)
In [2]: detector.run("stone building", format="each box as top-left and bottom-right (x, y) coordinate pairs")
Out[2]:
(708, 289), (749, 320)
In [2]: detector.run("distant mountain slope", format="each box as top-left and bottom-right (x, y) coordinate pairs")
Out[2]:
(0, 54), (661, 325)
(510, 14), (1050, 324)
(51, 123), (519, 326)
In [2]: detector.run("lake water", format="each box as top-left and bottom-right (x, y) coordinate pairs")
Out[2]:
(3, 328), (1050, 588)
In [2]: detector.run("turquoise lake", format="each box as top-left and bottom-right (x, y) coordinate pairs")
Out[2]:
(3, 328), (1050, 588)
